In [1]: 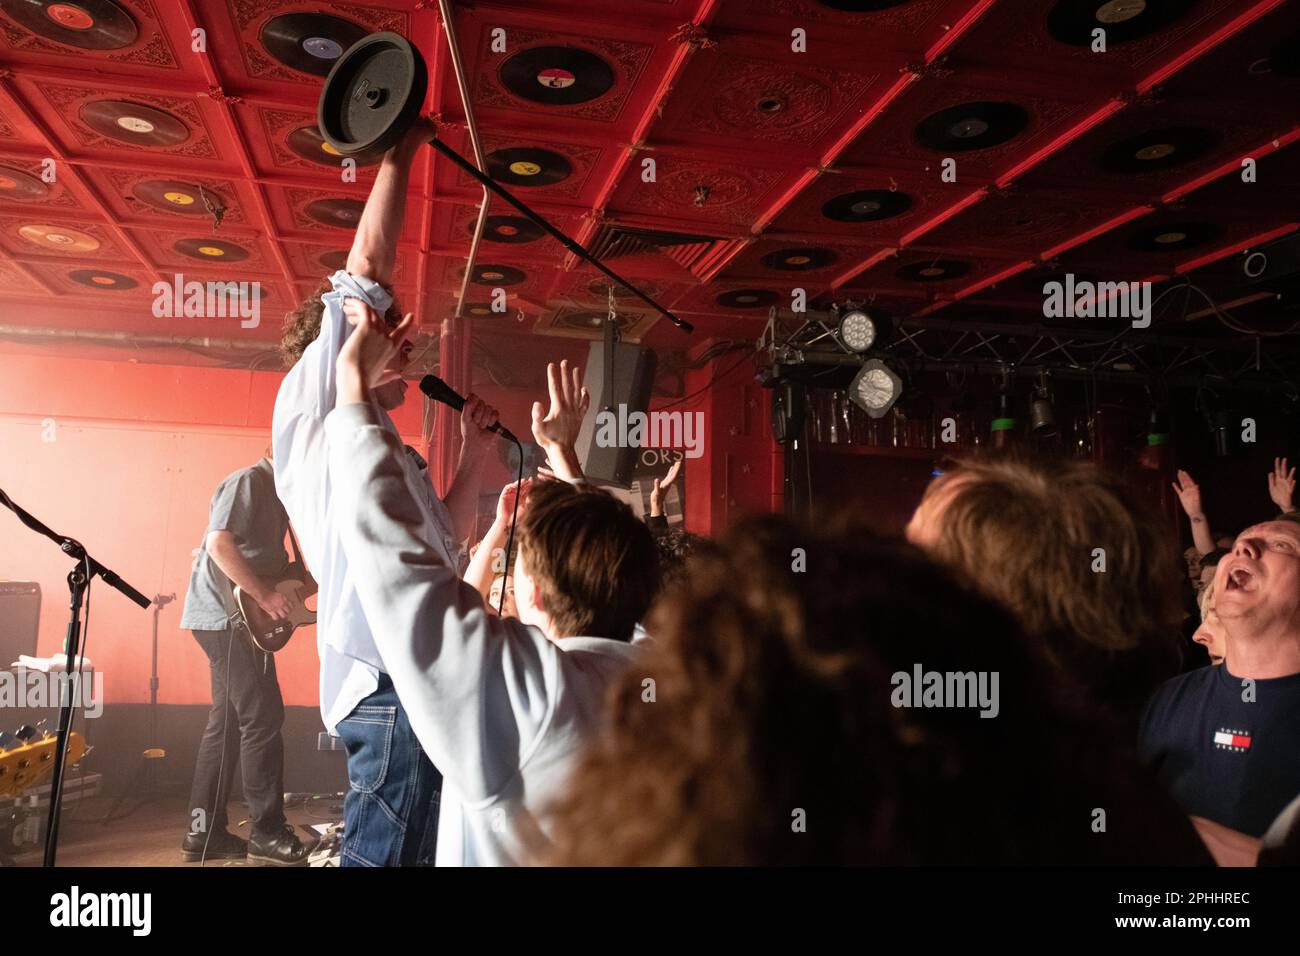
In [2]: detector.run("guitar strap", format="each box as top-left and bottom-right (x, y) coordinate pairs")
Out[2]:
(286, 522), (304, 572)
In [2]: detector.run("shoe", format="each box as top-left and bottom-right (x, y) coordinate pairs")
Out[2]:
(248, 824), (315, 867)
(181, 829), (247, 862)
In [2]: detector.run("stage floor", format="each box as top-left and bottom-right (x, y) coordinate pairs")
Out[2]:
(6, 793), (341, 867)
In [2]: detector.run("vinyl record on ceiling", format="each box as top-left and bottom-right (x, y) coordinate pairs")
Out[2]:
(260, 12), (368, 77)
(499, 46), (615, 106)
(0, 165), (50, 202)
(306, 198), (365, 229)
(896, 259), (971, 281)
(18, 223), (99, 253)
(70, 268), (135, 290)
(475, 215), (545, 244)
(1126, 221), (1222, 252)
(760, 247), (837, 271)
(319, 249), (349, 271)
(1099, 126), (1220, 173)
(80, 100), (190, 147)
(467, 263), (526, 286)
(133, 180), (221, 216)
(915, 102), (1029, 152)
(822, 188), (912, 222)
(462, 302), (501, 317)
(716, 289), (779, 308)
(486, 147), (572, 187)
(174, 237), (250, 263)
(0, 0), (138, 51)
(1046, 0), (1196, 47)
(559, 310), (634, 333)
(288, 125), (377, 167)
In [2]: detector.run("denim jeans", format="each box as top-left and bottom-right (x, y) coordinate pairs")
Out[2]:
(335, 676), (441, 866)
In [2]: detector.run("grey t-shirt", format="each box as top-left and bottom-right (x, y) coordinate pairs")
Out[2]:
(180, 458), (290, 631)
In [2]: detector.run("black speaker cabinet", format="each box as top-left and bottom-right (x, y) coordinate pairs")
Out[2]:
(576, 341), (658, 489)
(0, 581), (41, 666)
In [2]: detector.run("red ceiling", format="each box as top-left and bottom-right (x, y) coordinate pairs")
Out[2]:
(0, 0), (1298, 384)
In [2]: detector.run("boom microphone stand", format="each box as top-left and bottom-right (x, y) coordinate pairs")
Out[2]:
(0, 487), (150, 867)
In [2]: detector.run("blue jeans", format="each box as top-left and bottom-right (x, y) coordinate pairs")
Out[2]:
(335, 677), (441, 866)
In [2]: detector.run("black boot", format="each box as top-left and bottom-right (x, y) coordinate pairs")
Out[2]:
(181, 829), (248, 862)
(248, 823), (316, 867)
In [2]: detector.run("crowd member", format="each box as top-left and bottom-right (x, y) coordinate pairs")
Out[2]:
(1268, 457), (1296, 514)
(1139, 517), (1300, 838)
(905, 454), (1183, 730)
(645, 458), (681, 531)
(326, 308), (659, 865)
(464, 479), (531, 616)
(1193, 577), (1226, 666)
(271, 117), (501, 866)
(545, 513), (1210, 865)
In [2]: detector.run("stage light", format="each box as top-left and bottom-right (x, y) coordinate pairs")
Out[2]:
(837, 308), (887, 353)
(1030, 373), (1056, 437)
(848, 359), (903, 419)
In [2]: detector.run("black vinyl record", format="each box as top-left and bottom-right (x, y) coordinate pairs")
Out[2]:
(1126, 221), (1222, 252)
(760, 247), (837, 271)
(463, 301), (503, 317)
(716, 289), (779, 309)
(132, 180), (220, 216)
(475, 215), (545, 244)
(896, 259), (971, 282)
(1047, 0), (1196, 48)
(499, 46), (615, 106)
(486, 147), (572, 187)
(0, 0), (138, 50)
(288, 125), (378, 167)
(174, 237), (250, 263)
(69, 268), (136, 290)
(915, 102), (1029, 152)
(0, 165), (50, 202)
(80, 99), (189, 147)
(467, 263), (526, 286)
(260, 12), (367, 77)
(319, 249), (349, 271)
(822, 188), (912, 222)
(306, 198), (365, 229)
(1099, 126), (1220, 173)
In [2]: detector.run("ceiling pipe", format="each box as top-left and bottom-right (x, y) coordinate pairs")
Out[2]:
(436, 0), (491, 321)
(0, 324), (273, 352)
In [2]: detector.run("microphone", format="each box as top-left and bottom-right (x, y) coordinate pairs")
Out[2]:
(419, 375), (519, 443)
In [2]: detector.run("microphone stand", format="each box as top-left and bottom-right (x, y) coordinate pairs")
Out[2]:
(0, 487), (150, 867)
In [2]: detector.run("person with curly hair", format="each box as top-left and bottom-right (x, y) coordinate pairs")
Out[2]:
(544, 514), (1209, 865)
(270, 117), (501, 867)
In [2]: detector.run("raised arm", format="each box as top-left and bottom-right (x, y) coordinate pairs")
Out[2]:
(1268, 457), (1296, 514)
(464, 480), (531, 603)
(326, 301), (557, 801)
(346, 118), (433, 286)
(442, 394), (501, 543)
(1171, 469), (1215, 556)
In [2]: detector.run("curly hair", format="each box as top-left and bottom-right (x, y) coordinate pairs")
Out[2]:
(279, 282), (403, 368)
(543, 513), (1207, 866)
(913, 453), (1183, 727)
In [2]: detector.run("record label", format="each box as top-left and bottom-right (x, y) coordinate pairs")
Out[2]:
(18, 223), (99, 252)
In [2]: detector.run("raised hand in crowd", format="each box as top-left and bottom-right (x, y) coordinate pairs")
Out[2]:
(1268, 456), (1295, 513)
(649, 457), (682, 519)
(1171, 469), (1216, 556)
(531, 360), (589, 483)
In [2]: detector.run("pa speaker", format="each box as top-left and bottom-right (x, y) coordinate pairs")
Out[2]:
(576, 341), (658, 488)
(0, 581), (41, 666)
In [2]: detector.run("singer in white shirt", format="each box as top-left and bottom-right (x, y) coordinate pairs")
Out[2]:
(271, 118), (500, 867)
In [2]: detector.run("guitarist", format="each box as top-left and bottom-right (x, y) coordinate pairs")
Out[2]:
(178, 448), (312, 865)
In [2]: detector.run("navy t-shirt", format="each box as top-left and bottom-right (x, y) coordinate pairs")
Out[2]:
(1138, 663), (1300, 837)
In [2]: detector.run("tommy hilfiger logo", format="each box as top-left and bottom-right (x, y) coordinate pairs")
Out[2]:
(1213, 728), (1252, 752)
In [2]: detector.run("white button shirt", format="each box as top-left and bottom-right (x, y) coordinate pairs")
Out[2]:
(272, 271), (461, 733)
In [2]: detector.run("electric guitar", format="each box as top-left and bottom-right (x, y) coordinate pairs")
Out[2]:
(0, 728), (87, 798)
(234, 574), (317, 653)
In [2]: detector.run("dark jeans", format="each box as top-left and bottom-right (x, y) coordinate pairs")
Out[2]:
(335, 676), (441, 866)
(187, 627), (286, 840)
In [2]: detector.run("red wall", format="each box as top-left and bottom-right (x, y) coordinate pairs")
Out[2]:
(0, 353), (548, 708)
